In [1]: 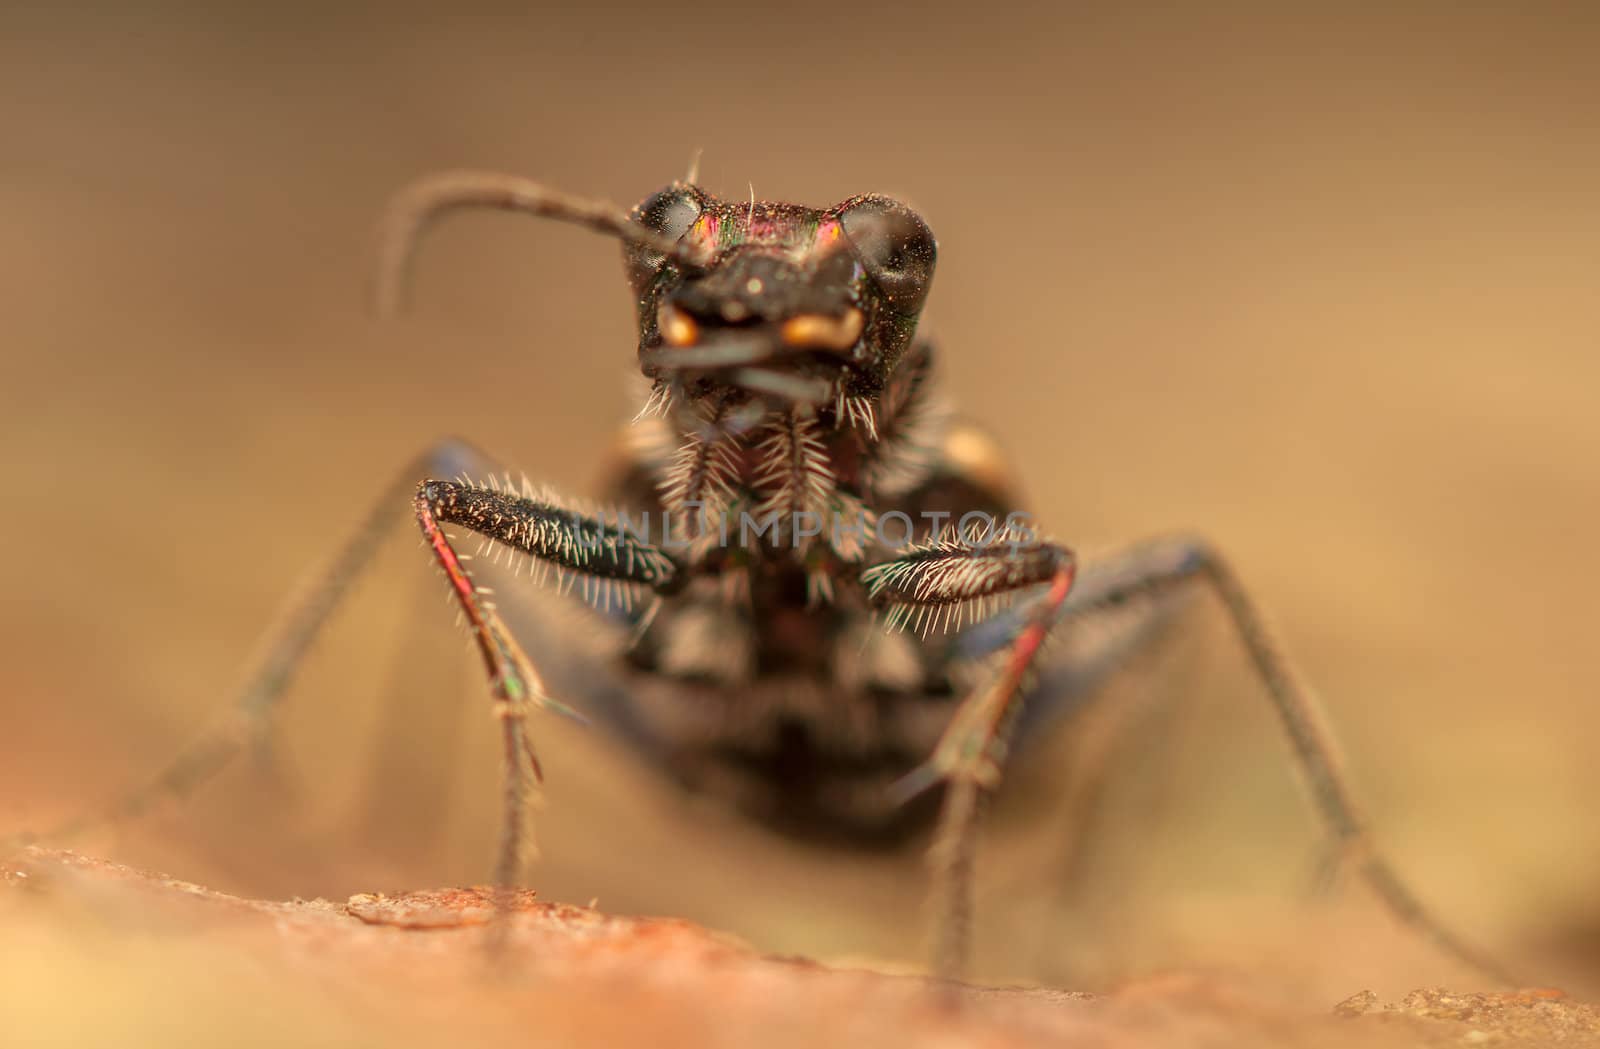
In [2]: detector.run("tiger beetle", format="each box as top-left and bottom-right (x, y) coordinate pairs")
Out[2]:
(17, 165), (1510, 985)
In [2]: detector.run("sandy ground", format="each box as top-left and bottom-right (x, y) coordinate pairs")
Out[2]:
(6, 848), (1599, 1049)
(3, 4), (1599, 1043)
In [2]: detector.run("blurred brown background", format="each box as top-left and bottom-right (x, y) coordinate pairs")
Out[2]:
(3, 0), (1598, 1007)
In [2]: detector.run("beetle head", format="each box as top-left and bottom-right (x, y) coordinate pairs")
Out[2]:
(626, 183), (936, 413)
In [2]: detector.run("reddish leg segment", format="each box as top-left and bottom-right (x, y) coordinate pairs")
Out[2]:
(863, 535), (1079, 979)
(411, 477), (676, 888)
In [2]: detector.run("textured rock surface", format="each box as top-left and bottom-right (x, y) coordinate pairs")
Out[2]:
(3, 848), (1596, 1049)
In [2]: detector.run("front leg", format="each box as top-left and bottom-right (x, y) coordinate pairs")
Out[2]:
(860, 532), (1078, 979)
(872, 532), (1513, 986)
(414, 477), (676, 887)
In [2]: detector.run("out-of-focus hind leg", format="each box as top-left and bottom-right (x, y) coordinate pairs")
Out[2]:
(954, 534), (1516, 985)
(4, 438), (491, 855)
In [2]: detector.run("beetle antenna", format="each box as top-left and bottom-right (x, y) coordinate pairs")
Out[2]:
(373, 170), (709, 317)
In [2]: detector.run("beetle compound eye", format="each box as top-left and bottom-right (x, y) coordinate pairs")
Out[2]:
(836, 195), (937, 317)
(626, 183), (705, 290)
(636, 184), (703, 240)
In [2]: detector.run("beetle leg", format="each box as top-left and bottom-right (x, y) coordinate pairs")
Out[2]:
(3, 438), (496, 858)
(867, 533), (1514, 986)
(412, 476), (675, 887)
(862, 534), (1078, 979)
